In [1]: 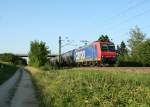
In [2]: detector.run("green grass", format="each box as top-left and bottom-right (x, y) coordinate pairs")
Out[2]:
(0, 62), (18, 85)
(28, 68), (150, 107)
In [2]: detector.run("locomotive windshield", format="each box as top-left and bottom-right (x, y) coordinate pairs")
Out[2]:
(101, 43), (115, 51)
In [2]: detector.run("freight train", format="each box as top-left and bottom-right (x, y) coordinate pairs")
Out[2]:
(50, 41), (117, 67)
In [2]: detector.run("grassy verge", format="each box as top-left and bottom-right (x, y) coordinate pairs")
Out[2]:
(27, 67), (150, 107)
(0, 62), (18, 85)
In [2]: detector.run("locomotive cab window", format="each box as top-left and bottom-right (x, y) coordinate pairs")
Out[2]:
(108, 44), (115, 51)
(101, 44), (108, 51)
(101, 44), (115, 51)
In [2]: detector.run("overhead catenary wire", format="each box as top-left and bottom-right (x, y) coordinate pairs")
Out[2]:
(95, 0), (150, 48)
(103, 6), (150, 45)
(106, 8), (150, 32)
(102, 0), (149, 28)
(114, 0), (148, 17)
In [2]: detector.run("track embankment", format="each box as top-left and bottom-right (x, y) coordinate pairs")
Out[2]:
(0, 69), (38, 107)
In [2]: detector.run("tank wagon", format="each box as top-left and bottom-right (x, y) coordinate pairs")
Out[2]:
(61, 50), (75, 66)
(50, 56), (59, 67)
(50, 41), (117, 66)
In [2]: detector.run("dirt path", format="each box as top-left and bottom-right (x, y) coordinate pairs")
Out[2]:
(0, 69), (38, 107)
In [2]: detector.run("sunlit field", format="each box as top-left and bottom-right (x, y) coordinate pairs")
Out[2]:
(27, 67), (150, 107)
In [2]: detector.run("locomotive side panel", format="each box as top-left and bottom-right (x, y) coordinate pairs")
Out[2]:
(74, 45), (97, 63)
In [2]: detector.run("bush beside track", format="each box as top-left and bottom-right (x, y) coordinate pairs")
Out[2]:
(27, 67), (150, 107)
(0, 62), (18, 85)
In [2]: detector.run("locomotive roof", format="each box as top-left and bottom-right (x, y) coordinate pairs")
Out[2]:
(62, 41), (115, 53)
(93, 41), (114, 44)
(62, 50), (74, 55)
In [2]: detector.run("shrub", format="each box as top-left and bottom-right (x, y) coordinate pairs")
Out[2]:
(29, 40), (50, 67)
(115, 55), (143, 67)
(0, 62), (18, 84)
(137, 39), (150, 66)
(40, 64), (52, 71)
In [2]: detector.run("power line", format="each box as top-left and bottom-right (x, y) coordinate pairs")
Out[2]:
(102, 0), (149, 29)
(105, 8), (150, 33)
(97, 0), (150, 45)
(116, 0), (148, 17)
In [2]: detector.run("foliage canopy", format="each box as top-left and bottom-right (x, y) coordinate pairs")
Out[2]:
(29, 40), (50, 67)
(128, 26), (145, 55)
(98, 35), (110, 42)
(137, 39), (150, 66)
(117, 41), (128, 56)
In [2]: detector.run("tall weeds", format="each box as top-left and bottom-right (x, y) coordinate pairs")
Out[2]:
(28, 68), (150, 107)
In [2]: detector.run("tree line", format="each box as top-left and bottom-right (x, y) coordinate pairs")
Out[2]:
(115, 26), (150, 67)
(0, 53), (27, 66)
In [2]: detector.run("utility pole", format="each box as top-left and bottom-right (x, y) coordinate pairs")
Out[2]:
(59, 36), (61, 66)
(58, 36), (77, 68)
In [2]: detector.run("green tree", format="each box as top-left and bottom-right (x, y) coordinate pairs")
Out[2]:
(116, 45), (120, 54)
(137, 39), (150, 66)
(117, 41), (128, 56)
(128, 26), (145, 55)
(116, 41), (129, 67)
(98, 35), (110, 42)
(0, 53), (14, 63)
(120, 41), (128, 56)
(29, 40), (50, 67)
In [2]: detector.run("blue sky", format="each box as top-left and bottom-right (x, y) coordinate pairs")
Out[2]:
(0, 0), (150, 54)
